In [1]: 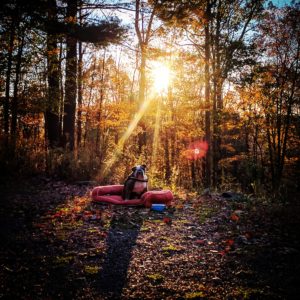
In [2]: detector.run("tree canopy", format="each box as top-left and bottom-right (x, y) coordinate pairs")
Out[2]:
(0, 0), (299, 196)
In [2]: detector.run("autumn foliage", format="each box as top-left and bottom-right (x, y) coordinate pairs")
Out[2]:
(0, 1), (299, 198)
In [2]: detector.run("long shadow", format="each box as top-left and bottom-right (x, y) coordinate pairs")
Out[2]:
(96, 206), (143, 298)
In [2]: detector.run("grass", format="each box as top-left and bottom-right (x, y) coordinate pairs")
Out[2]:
(198, 206), (219, 224)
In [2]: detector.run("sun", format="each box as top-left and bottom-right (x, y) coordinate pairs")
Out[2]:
(151, 63), (170, 94)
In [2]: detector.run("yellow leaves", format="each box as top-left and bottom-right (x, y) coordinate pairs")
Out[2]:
(47, 48), (60, 56)
(185, 291), (205, 299)
(162, 244), (179, 252)
(64, 16), (77, 24)
(147, 273), (164, 283)
(161, 244), (182, 256)
(221, 144), (236, 153)
(54, 255), (73, 265)
(84, 265), (100, 274)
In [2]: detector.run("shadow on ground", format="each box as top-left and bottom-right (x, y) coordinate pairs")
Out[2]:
(96, 207), (144, 298)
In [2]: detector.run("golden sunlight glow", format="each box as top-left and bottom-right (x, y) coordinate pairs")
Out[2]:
(99, 96), (153, 180)
(99, 62), (171, 179)
(152, 63), (170, 94)
(152, 97), (161, 166)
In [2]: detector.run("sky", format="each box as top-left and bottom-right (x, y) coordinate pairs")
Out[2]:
(272, 0), (297, 6)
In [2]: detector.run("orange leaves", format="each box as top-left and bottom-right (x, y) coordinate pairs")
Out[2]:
(195, 239), (205, 245)
(34, 194), (109, 236)
(219, 239), (235, 256)
(74, 197), (88, 206)
(230, 209), (244, 223)
(230, 213), (240, 222)
(73, 206), (82, 213)
(47, 48), (60, 57)
(226, 239), (234, 247)
(82, 210), (102, 221)
(163, 217), (172, 225)
(64, 16), (77, 24)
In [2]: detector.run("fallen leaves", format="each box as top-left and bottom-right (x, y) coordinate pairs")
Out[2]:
(54, 255), (74, 265)
(185, 291), (205, 299)
(146, 273), (164, 284)
(84, 265), (100, 274)
(163, 217), (172, 225)
(195, 239), (206, 245)
(1, 178), (299, 300)
(230, 213), (240, 222)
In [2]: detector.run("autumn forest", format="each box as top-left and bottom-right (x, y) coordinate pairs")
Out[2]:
(0, 0), (298, 195)
(0, 0), (300, 299)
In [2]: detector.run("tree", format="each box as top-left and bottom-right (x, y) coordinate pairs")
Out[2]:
(62, 0), (78, 151)
(153, 0), (263, 187)
(255, 5), (300, 190)
(45, 1), (126, 151)
(134, 0), (158, 153)
(45, 0), (60, 148)
(209, 0), (264, 186)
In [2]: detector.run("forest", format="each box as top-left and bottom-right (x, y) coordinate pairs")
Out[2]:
(0, 0), (299, 195)
(0, 0), (299, 299)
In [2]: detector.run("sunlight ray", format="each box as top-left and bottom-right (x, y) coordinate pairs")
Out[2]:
(150, 62), (170, 169)
(152, 96), (162, 168)
(99, 95), (153, 180)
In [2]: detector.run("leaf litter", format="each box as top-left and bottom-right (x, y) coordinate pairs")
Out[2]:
(0, 177), (300, 299)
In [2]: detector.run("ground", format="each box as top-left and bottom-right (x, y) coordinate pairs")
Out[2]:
(0, 177), (299, 299)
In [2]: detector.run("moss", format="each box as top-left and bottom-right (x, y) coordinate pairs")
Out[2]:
(162, 244), (178, 251)
(84, 265), (100, 274)
(185, 291), (205, 299)
(229, 287), (267, 299)
(162, 244), (181, 255)
(147, 273), (164, 284)
(140, 226), (150, 232)
(198, 206), (218, 224)
(54, 255), (73, 265)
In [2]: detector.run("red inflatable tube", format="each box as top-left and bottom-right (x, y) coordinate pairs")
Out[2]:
(91, 185), (173, 208)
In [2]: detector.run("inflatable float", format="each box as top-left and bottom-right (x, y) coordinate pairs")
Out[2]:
(91, 185), (173, 208)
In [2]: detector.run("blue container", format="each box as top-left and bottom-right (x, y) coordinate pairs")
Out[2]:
(151, 204), (166, 211)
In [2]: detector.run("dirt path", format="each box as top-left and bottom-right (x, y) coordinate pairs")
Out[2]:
(1, 178), (299, 299)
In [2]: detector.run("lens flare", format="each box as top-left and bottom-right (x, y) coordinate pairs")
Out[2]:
(183, 140), (209, 160)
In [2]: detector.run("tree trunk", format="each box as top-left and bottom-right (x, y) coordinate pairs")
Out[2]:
(83, 60), (96, 147)
(137, 42), (147, 153)
(77, 1), (83, 148)
(4, 20), (16, 140)
(191, 160), (196, 189)
(10, 27), (25, 154)
(62, 0), (77, 150)
(77, 40), (83, 148)
(135, 0), (156, 154)
(96, 52), (106, 153)
(58, 37), (64, 139)
(266, 115), (275, 188)
(45, 0), (60, 148)
(212, 0), (223, 187)
(164, 132), (171, 184)
(138, 45), (146, 105)
(204, 1), (212, 188)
